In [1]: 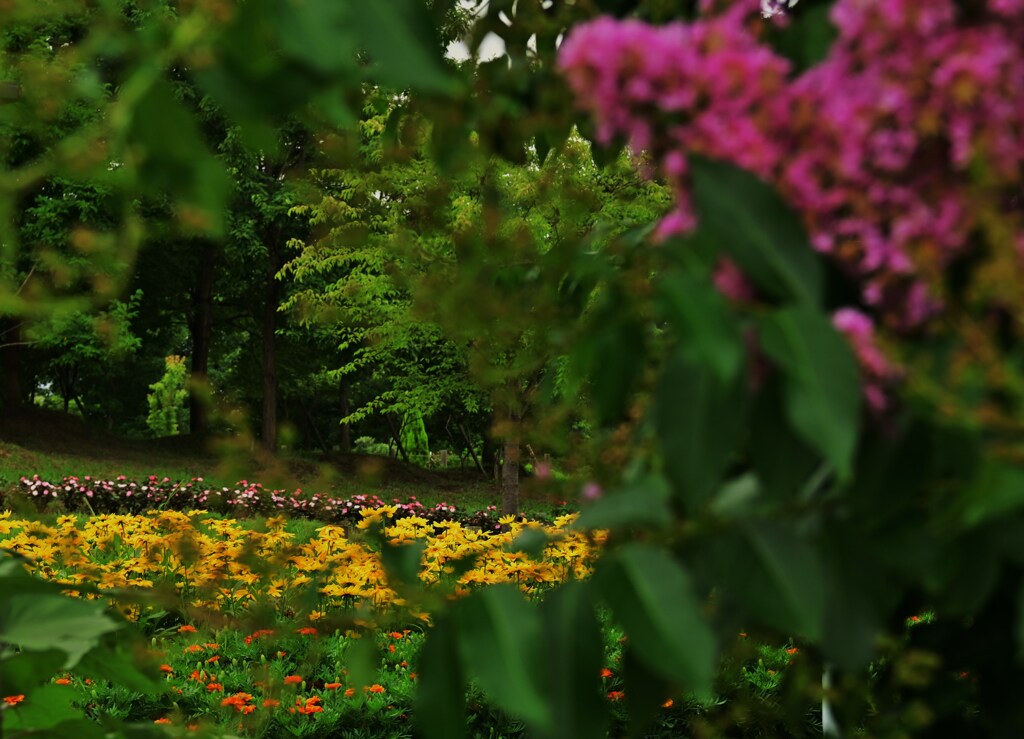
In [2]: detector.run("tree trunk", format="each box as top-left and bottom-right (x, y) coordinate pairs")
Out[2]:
(501, 411), (520, 515)
(501, 437), (520, 515)
(261, 239), (279, 452)
(339, 378), (351, 452)
(1, 318), (23, 411)
(189, 243), (216, 438)
(386, 412), (411, 463)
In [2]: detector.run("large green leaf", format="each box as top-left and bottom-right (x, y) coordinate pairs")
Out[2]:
(690, 156), (823, 306)
(0, 590), (121, 669)
(596, 544), (716, 697)
(757, 306), (861, 478)
(2, 684), (84, 732)
(622, 646), (671, 739)
(712, 523), (826, 640)
(656, 350), (747, 511)
(416, 615), (466, 739)
(657, 255), (745, 384)
(575, 476), (672, 531)
(749, 376), (821, 503)
(353, 0), (457, 94)
(128, 81), (231, 234)
(456, 585), (551, 731)
(0, 649), (66, 697)
(76, 640), (164, 695)
(538, 582), (607, 739)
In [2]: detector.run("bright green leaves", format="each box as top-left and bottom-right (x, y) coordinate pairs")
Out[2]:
(597, 545), (716, 697)
(757, 306), (861, 478)
(690, 156), (823, 307)
(656, 350), (747, 511)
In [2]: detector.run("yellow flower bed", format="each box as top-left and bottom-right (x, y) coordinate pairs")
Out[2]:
(0, 508), (600, 618)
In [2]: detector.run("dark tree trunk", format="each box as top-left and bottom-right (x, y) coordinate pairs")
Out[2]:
(261, 238), (280, 452)
(1, 318), (23, 410)
(339, 378), (351, 452)
(501, 437), (520, 516)
(386, 412), (411, 463)
(189, 243), (216, 438)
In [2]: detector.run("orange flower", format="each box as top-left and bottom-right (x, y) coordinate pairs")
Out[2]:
(55, 678), (72, 685)
(262, 698), (281, 708)
(296, 627), (317, 636)
(786, 647), (799, 655)
(662, 699), (674, 708)
(184, 645), (203, 654)
(388, 644), (396, 653)
(324, 682), (342, 690)
(3, 695), (25, 706)
(390, 631), (404, 639)
(283, 675), (303, 685)
(600, 668), (613, 679)
(207, 682), (224, 692)
(206, 656), (220, 664)
(344, 688), (356, 697)
(607, 691), (625, 702)
(178, 625), (197, 634)
(409, 672), (418, 680)
(221, 693), (255, 712)
(154, 717), (172, 724)
(909, 615), (921, 623)
(160, 664), (174, 673)
(366, 684), (385, 694)
(738, 632), (748, 638)
(204, 643), (220, 650)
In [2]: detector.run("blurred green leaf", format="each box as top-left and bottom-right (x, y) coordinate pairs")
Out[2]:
(538, 582), (607, 739)
(576, 476), (673, 531)
(656, 350), (747, 511)
(658, 255), (745, 383)
(690, 156), (823, 306)
(960, 462), (1024, 528)
(757, 305), (861, 478)
(0, 649), (66, 696)
(714, 523), (826, 640)
(76, 640), (163, 695)
(622, 646), (671, 739)
(597, 544), (716, 697)
(456, 585), (551, 731)
(0, 587), (121, 668)
(2, 684), (83, 732)
(380, 538), (427, 591)
(416, 615), (466, 739)
(129, 80), (231, 233)
(353, 1), (456, 94)
(750, 376), (821, 502)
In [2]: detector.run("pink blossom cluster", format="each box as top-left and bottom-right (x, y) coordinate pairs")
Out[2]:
(13, 475), (523, 530)
(559, 0), (1024, 331)
(832, 308), (900, 412)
